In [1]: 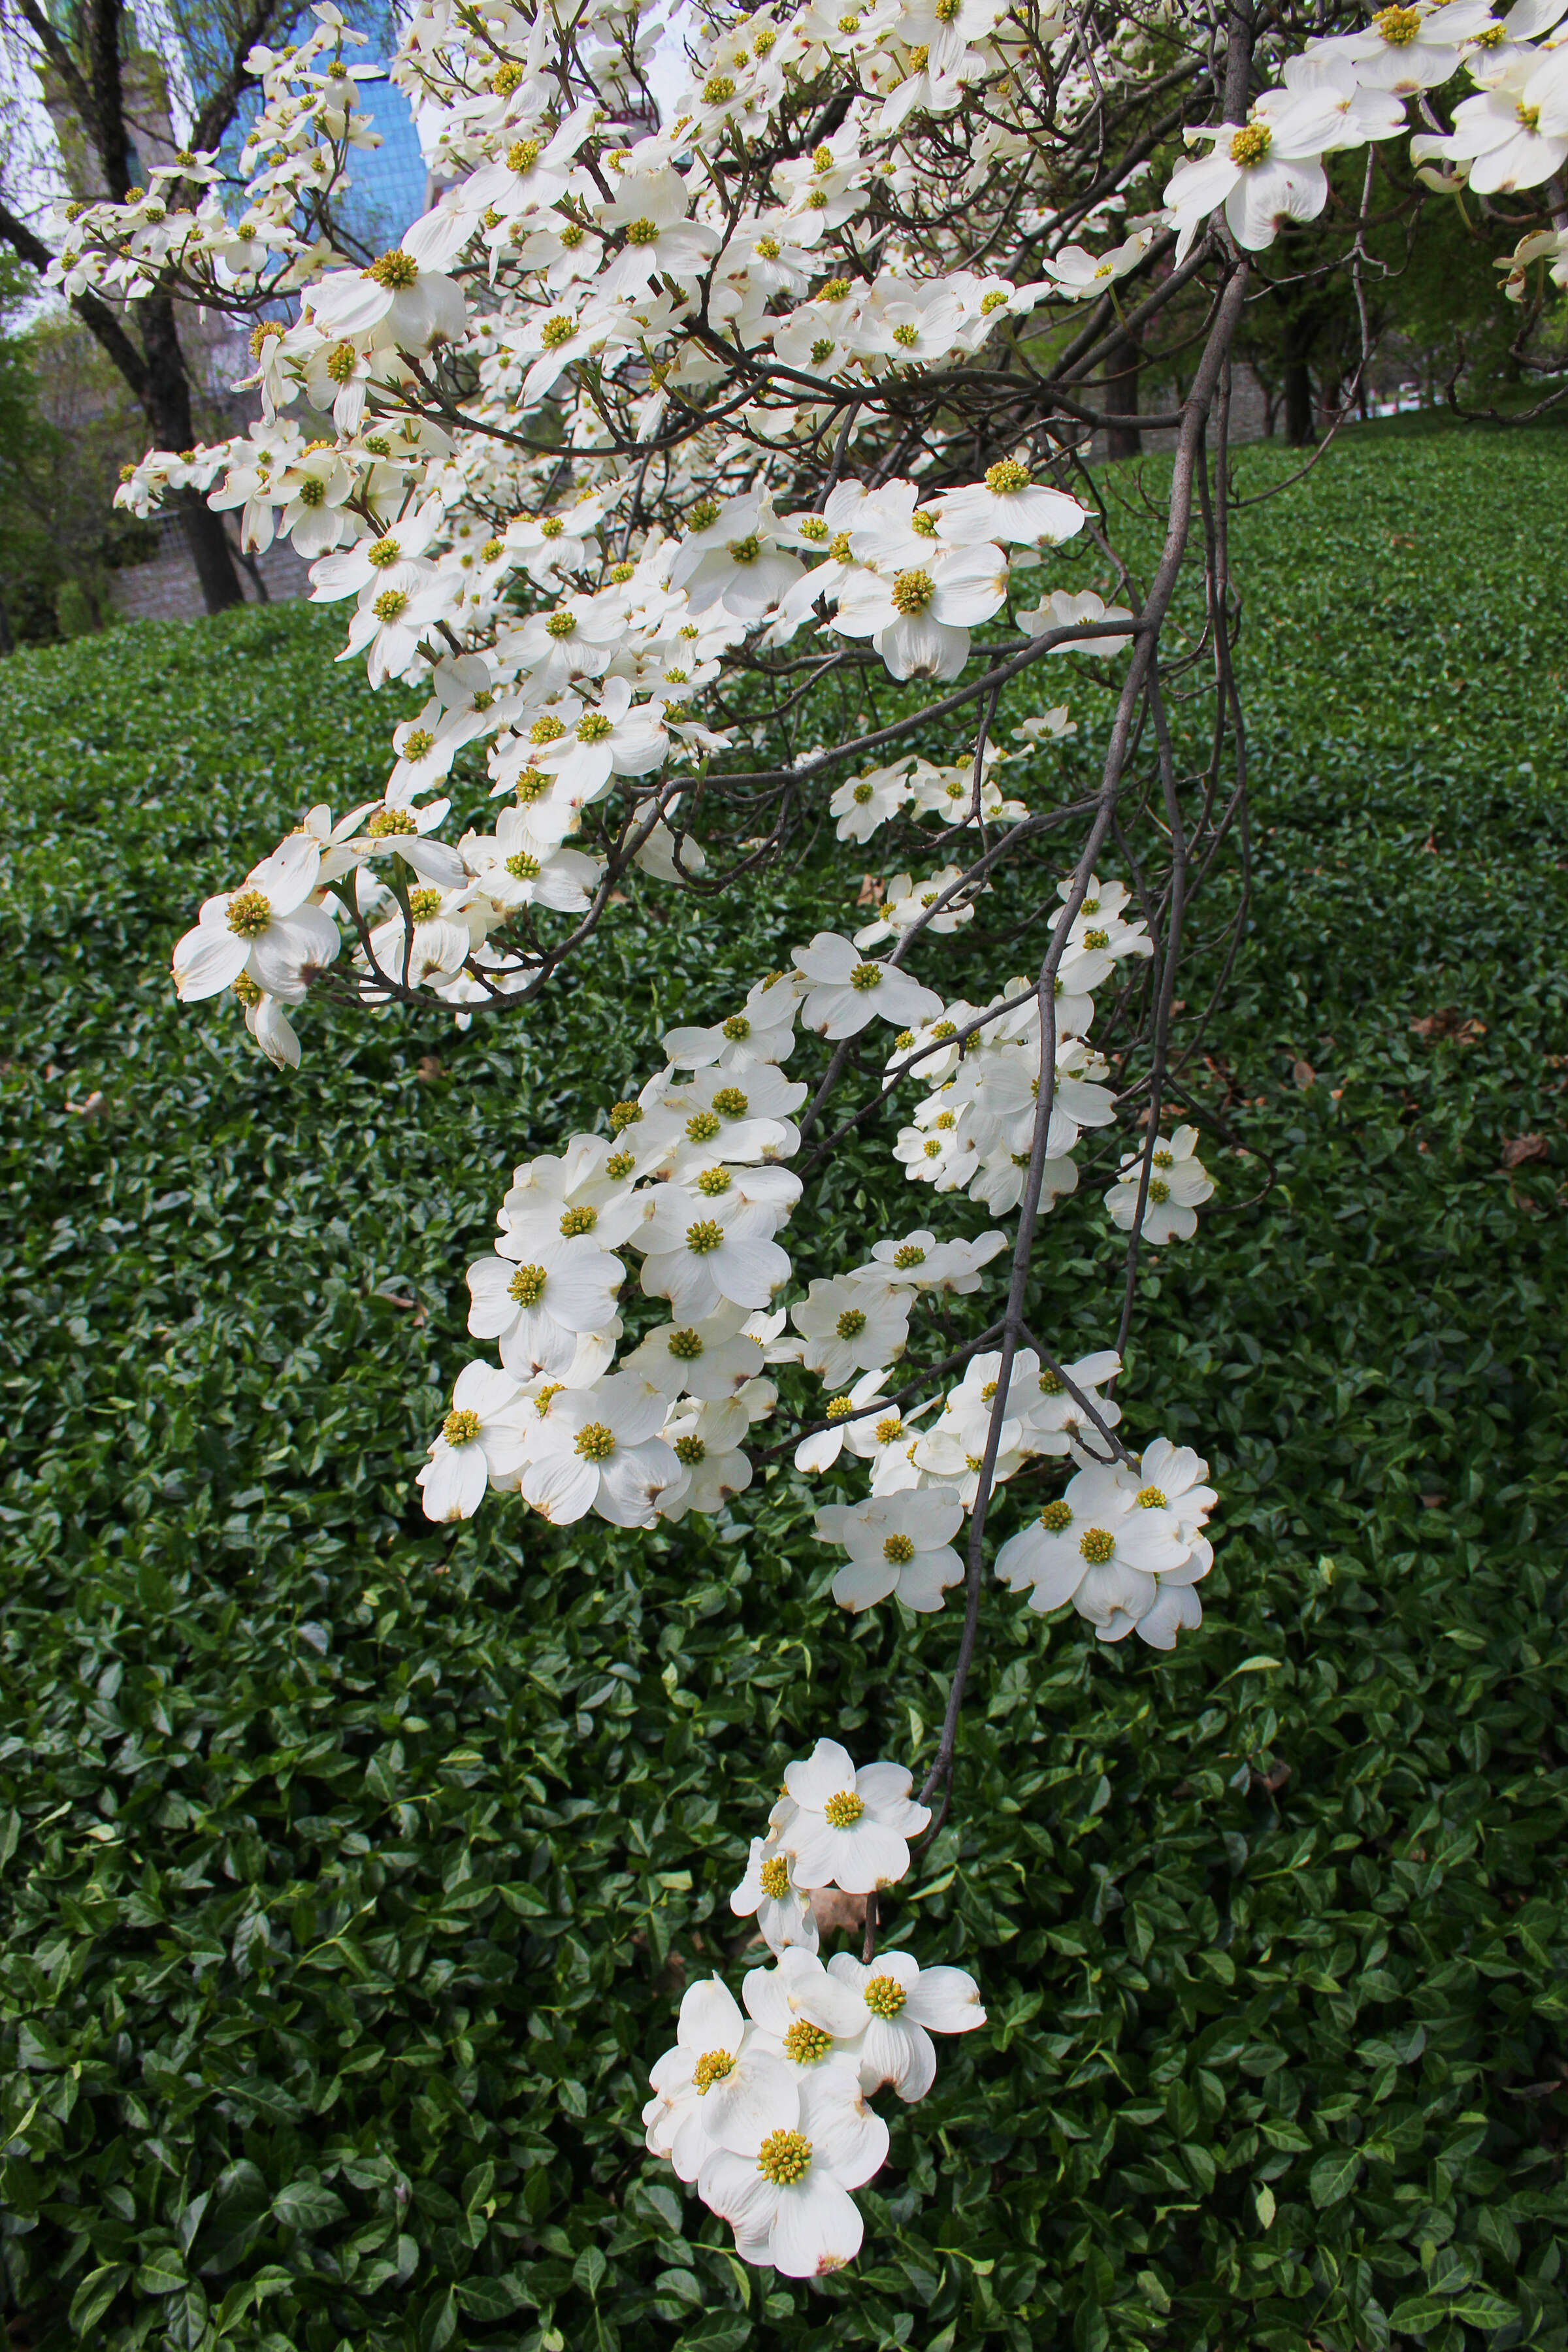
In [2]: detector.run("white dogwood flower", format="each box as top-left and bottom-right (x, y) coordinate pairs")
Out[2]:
(520, 1372), (684, 1526)
(730, 1840), (821, 1956)
(813, 1490), (966, 1614)
(1105, 1125), (1215, 1243)
(774, 1738), (930, 1892)
(172, 833), (338, 1005)
(826, 1950), (986, 2099)
(417, 1362), (529, 1520)
(468, 1231), (624, 1379)
(697, 2065), (887, 2276)
(792, 1276), (913, 1386)
(792, 934), (943, 1037)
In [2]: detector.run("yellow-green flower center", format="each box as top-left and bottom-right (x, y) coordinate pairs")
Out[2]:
(371, 589), (407, 622)
(696, 1168), (730, 1196)
(703, 73), (736, 100)
(610, 1099), (642, 1131)
(1079, 1526), (1115, 1565)
(1149, 1178), (1170, 1203)
(1229, 122), (1272, 165)
(674, 1433), (706, 1465)
(576, 711), (613, 742)
(1038, 1369), (1064, 1396)
(1374, 3), (1421, 39)
(575, 1421), (615, 1461)
(686, 1218), (723, 1254)
(759, 1853), (790, 1897)
(367, 806), (416, 836)
(442, 1408), (482, 1445)
(559, 1204), (597, 1236)
(883, 1531), (915, 1563)
(507, 137), (540, 171)
(985, 459), (1030, 493)
(823, 1789), (864, 1827)
(226, 889), (272, 938)
(757, 2129), (811, 2185)
(693, 2048), (734, 2091)
(508, 1264), (547, 1307)
(407, 887), (442, 921)
(892, 1243), (925, 1267)
(849, 961), (883, 991)
(892, 568), (934, 615)
(874, 1415), (904, 1445)
(1136, 1485), (1168, 1509)
(368, 248), (418, 287)
(506, 851), (540, 881)
(836, 1308), (867, 1339)
(825, 1396), (853, 1421)
(711, 1086), (748, 1117)
(784, 2019), (833, 2063)
(546, 610), (576, 640)
(625, 216), (660, 246)
(531, 714), (566, 743)
(668, 1326), (704, 1360)
(1039, 1498), (1073, 1531)
(863, 1972), (907, 2017)
(687, 1110), (722, 1143)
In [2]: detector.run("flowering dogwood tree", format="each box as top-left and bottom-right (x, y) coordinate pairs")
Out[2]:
(49, 0), (1568, 2276)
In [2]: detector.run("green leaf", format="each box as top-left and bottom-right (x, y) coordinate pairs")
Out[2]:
(201, 2160), (272, 2272)
(272, 2181), (348, 2233)
(681, 2319), (751, 2352)
(136, 2244), (188, 2294)
(69, 2263), (131, 2334)
(1389, 2289), (1518, 2330)
(416, 2284), (458, 2351)
(457, 2274), (527, 2321)
(573, 2245), (608, 2298)
(1309, 2149), (1363, 2209)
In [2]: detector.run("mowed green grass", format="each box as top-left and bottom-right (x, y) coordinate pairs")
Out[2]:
(0, 427), (1565, 2352)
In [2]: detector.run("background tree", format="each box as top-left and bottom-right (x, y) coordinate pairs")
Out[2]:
(0, 0), (381, 612)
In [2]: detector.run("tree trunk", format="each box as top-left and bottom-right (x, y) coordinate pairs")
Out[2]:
(140, 295), (244, 613)
(1282, 357), (1315, 448)
(1103, 329), (1142, 462)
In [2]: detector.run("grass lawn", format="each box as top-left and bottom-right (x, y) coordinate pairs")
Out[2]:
(0, 424), (1565, 2352)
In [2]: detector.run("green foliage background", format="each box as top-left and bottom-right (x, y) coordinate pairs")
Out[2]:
(0, 426), (1565, 2352)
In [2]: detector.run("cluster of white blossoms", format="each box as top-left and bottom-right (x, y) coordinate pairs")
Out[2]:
(644, 1739), (983, 2276)
(68, 0), (1554, 2279)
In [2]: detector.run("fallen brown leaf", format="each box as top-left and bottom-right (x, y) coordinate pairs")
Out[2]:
(1502, 1134), (1549, 1169)
(67, 1090), (106, 1118)
(1410, 1007), (1484, 1045)
(1420, 1492), (1446, 1509)
(1292, 1058), (1316, 1089)
(855, 873), (884, 907)
(416, 1054), (444, 1083)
